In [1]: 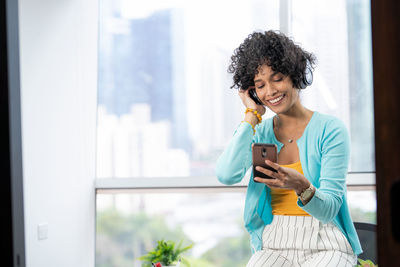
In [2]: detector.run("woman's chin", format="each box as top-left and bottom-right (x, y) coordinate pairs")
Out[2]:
(267, 104), (287, 114)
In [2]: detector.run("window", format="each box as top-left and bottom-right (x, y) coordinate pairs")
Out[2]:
(96, 0), (374, 179)
(96, 0), (280, 178)
(95, 188), (375, 266)
(96, 190), (250, 267)
(291, 0), (374, 172)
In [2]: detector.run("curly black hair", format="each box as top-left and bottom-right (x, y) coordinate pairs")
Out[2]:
(228, 30), (316, 90)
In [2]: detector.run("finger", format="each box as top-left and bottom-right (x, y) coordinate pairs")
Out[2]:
(238, 89), (246, 99)
(255, 166), (280, 179)
(244, 87), (255, 98)
(239, 90), (249, 99)
(239, 89), (252, 104)
(265, 160), (283, 172)
(254, 177), (282, 187)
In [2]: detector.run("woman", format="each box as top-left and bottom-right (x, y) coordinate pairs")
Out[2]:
(216, 31), (362, 266)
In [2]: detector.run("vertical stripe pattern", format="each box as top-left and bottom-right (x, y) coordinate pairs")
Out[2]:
(246, 215), (357, 267)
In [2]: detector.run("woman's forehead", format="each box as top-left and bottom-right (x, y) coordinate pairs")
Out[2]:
(255, 64), (275, 78)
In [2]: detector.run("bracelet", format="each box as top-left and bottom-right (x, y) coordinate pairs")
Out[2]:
(245, 108), (262, 124)
(241, 120), (255, 135)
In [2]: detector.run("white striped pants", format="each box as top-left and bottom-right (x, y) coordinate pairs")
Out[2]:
(247, 215), (357, 267)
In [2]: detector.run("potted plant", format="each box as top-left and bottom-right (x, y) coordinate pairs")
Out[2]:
(138, 239), (193, 267)
(357, 259), (378, 267)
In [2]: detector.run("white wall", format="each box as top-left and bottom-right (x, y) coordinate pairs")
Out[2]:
(19, 0), (98, 266)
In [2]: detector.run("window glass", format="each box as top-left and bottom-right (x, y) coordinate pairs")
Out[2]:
(96, 0), (279, 178)
(96, 188), (376, 266)
(291, 0), (374, 172)
(348, 188), (376, 224)
(97, 0), (374, 177)
(96, 191), (250, 267)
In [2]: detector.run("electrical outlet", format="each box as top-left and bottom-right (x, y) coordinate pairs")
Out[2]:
(37, 223), (48, 240)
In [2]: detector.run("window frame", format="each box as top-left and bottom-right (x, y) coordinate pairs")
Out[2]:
(95, 172), (376, 191)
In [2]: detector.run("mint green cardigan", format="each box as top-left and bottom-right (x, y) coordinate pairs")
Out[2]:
(216, 112), (362, 255)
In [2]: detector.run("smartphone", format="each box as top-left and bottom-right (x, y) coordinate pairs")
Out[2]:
(249, 88), (263, 105)
(252, 143), (278, 181)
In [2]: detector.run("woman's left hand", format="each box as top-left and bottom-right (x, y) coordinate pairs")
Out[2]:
(254, 160), (310, 195)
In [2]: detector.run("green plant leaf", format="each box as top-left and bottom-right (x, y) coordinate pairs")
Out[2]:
(181, 257), (191, 267)
(138, 239), (193, 266)
(356, 258), (378, 267)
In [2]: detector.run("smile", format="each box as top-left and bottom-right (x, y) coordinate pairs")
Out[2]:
(268, 94), (285, 105)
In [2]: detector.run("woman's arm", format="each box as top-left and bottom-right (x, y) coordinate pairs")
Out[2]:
(298, 118), (350, 223)
(216, 89), (264, 185)
(215, 122), (255, 185)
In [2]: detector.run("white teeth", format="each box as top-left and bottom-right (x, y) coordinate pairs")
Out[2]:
(269, 95), (284, 104)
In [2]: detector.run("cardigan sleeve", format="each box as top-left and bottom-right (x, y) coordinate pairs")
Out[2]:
(215, 122), (256, 185)
(298, 118), (350, 223)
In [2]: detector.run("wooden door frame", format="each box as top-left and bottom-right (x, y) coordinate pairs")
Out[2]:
(371, 0), (400, 265)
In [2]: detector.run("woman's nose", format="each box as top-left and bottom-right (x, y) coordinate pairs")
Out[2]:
(260, 83), (278, 97)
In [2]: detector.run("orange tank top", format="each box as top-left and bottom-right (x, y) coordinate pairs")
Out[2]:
(270, 161), (310, 216)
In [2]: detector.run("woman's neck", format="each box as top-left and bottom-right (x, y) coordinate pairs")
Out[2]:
(275, 101), (313, 129)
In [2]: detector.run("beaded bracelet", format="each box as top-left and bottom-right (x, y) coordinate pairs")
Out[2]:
(241, 120), (256, 135)
(245, 108), (262, 124)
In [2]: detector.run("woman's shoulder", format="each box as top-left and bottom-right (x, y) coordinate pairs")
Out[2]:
(310, 112), (349, 143)
(311, 111), (347, 130)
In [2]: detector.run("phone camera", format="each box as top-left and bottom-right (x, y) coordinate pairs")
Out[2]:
(262, 148), (267, 158)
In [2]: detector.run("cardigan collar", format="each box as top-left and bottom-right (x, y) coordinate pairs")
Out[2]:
(267, 111), (318, 152)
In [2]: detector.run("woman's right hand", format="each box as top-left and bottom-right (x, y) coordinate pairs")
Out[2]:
(238, 88), (266, 115)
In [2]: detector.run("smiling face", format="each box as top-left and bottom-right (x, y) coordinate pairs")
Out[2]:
(253, 64), (300, 114)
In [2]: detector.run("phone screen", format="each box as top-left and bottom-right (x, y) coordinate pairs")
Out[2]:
(252, 143), (278, 181)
